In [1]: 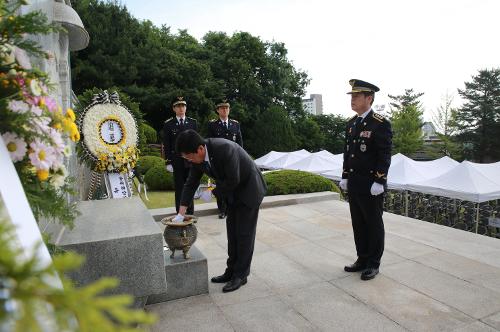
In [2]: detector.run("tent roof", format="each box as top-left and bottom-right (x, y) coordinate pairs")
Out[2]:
(285, 154), (339, 173)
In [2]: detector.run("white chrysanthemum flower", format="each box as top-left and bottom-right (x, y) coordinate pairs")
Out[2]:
(30, 105), (43, 116)
(50, 165), (68, 189)
(29, 79), (42, 96)
(8, 100), (29, 113)
(2, 132), (27, 162)
(29, 139), (57, 170)
(30, 117), (51, 135)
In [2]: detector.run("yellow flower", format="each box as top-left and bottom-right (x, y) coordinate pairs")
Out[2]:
(70, 125), (80, 142)
(62, 118), (72, 133)
(65, 108), (76, 121)
(37, 169), (49, 181)
(52, 122), (62, 130)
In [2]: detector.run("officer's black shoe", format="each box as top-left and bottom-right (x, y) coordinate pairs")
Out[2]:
(344, 261), (366, 272)
(222, 277), (247, 293)
(361, 268), (379, 280)
(218, 213), (226, 219)
(211, 273), (232, 283)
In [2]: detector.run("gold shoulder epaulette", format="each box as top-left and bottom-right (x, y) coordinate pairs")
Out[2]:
(209, 119), (216, 122)
(372, 113), (385, 122)
(230, 119), (239, 123)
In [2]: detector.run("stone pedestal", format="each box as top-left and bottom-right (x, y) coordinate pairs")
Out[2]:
(147, 246), (208, 304)
(46, 198), (167, 302)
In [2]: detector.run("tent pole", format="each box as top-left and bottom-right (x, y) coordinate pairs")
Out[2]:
(475, 203), (480, 234)
(405, 191), (409, 217)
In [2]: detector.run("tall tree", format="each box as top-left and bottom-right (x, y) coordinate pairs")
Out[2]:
(391, 105), (424, 155)
(427, 92), (463, 159)
(311, 114), (347, 153)
(388, 89), (425, 116)
(453, 68), (500, 162)
(246, 106), (298, 158)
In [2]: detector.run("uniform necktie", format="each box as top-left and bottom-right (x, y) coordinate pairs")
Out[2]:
(179, 118), (184, 126)
(355, 117), (363, 133)
(223, 121), (227, 129)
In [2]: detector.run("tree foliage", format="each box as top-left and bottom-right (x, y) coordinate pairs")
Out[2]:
(391, 105), (424, 155)
(70, 0), (311, 157)
(310, 114), (347, 153)
(388, 88), (425, 116)
(453, 68), (500, 162)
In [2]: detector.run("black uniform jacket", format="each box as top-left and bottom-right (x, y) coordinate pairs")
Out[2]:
(342, 110), (392, 194)
(180, 138), (267, 208)
(163, 117), (198, 163)
(207, 118), (243, 147)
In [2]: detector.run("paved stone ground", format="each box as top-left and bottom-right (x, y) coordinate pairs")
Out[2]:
(146, 199), (500, 332)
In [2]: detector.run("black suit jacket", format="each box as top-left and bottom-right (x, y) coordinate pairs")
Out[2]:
(207, 118), (243, 147)
(163, 116), (197, 166)
(342, 110), (392, 194)
(180, 138), (267, 208)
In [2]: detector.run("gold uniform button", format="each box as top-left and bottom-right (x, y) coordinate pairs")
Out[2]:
(350, 169), (354, 172)
(351, 154), (355, 158)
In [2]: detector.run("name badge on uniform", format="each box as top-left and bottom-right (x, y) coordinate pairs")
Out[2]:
(360, 131), (372, 138)
(360, 144), (367, 152)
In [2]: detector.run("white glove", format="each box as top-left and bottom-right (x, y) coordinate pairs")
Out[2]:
(339, 179), (348, 191)
(171, 213), (185, 223)
(166, 164), (174, 173)
(199, 189), (212, 202)
(370, 182), (384, 196)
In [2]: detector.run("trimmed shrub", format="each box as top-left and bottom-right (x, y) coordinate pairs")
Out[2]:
(136, 156), (165, 175)
(141, 123), (158, 143)
(144, 165), (174, 190)
(263, 170), (339, 196)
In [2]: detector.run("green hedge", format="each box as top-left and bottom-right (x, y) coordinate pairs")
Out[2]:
(263, 170), (339, 196)
(140, 123), (158, 143)
(144, 165), (174, 190)
(136, 156), (164, 175)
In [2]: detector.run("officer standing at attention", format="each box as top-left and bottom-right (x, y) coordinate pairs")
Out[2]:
(339, 79), (392, 281)
(207, 99), (243, 219)
(163, 96), (198, 215)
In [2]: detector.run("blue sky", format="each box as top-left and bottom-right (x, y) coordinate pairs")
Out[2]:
(119, 0), (500, 120)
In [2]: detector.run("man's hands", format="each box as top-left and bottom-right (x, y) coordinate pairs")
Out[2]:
(339, 179), (348, 191)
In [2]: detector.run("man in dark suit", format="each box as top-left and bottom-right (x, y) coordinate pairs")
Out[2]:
(340, 79), (392, 281)
(162, 97), (198, 215)
(174, 129), (267, 293)
(207, 99), (243, 219)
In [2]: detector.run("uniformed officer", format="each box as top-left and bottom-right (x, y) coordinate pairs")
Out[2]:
(339, 79), (392, 281)
(207, 99), (243, 219)
(163, 96), (198, 215)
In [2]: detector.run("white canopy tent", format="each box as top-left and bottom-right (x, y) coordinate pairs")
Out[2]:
(285, 154), (340, 174)
(254, 151), (287, 169)
(264, 149), (311, 170)
(406, 161), (500, 203)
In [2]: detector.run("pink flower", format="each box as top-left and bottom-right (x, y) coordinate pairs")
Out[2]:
(44, 96), (57, 112)
(2, 132), (27, 162)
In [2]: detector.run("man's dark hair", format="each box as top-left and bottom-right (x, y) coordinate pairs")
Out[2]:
(362, 91), (375, 105)
(175, 129), (205, 154)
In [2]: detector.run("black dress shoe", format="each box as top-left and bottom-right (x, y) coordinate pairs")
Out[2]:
(222, 277), (247, 293)
(218, 213), (226, 219)
(344, 261), (366, 272)
(211, 274), (232, 283)
(361, 268), (379, 280)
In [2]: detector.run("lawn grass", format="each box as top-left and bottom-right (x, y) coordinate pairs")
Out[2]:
(135, 190), (214, 209)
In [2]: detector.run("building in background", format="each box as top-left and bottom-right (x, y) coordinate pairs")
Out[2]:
(302, 94), (323, 115)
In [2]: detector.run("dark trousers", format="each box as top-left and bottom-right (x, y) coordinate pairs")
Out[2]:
(214, 189), (227, 214)
(173, 162), (194, 214)
(348, 193), (385, 268)
(224, 201), (259, 279)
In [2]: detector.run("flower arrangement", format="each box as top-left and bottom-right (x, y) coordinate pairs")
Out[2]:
(77, 91), (139, 174)
(95, 145), (138, 173)
(0, 0), (79, 226)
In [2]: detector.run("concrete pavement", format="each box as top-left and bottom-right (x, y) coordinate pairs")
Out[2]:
(146, 196), (500, 332)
